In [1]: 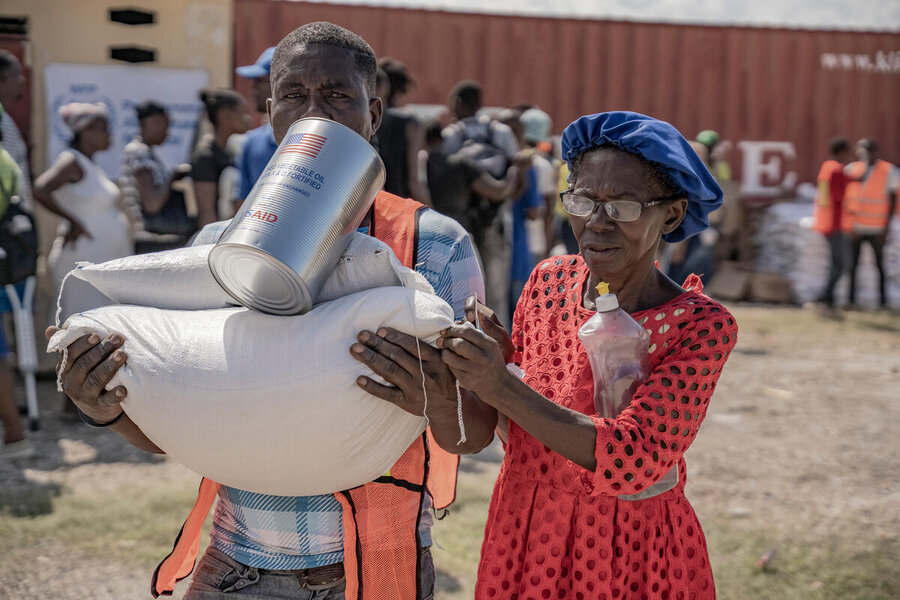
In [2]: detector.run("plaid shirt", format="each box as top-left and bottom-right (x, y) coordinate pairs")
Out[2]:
(194, 208), (484, 569)
(119, 135), (170, 233)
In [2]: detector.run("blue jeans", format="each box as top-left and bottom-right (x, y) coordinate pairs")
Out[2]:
(183, 546), (435, 599)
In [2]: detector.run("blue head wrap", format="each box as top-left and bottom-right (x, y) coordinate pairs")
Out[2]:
(561, 111), (723, 243)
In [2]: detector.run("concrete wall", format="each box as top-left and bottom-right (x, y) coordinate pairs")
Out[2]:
(2, 0), (233, 174)
(0, 0), (233, 371)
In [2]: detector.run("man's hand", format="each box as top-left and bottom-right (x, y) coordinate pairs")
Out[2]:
(512, 149), (535, 171)
(45, 326), (128, 423)
(171, 163), (192, 181)
(350, 328), (456, 417)
(351, 327), (498, 454)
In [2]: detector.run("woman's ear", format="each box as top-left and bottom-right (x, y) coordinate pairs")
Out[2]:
(661, 198), (688, 236)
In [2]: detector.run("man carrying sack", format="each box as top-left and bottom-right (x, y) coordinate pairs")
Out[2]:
(48, 22), (498, 600)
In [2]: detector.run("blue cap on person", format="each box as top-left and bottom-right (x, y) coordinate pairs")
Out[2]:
(236, 47), (275, 78)
(561, 111), (723, 244)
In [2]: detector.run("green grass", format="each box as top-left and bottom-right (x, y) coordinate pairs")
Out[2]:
(706, 521), (900, 600)
(431, 461), (498, 598)
(0, 477), (207, 566)
(2, 456), (897, 599)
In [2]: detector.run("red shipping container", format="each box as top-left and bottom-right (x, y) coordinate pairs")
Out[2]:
(233, 0), (899, 191)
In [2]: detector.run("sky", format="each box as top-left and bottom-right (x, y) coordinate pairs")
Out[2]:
(299, 0), (900, 31)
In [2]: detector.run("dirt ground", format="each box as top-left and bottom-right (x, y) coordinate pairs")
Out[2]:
(1, 304), (898, 599)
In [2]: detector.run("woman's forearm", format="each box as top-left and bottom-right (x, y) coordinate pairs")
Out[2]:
(193, 181), (219, 228)
(484, 372), (598, 470)
(32, 188), (81, 225)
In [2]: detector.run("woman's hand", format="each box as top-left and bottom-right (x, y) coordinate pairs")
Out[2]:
(437, 325), (509, 401)
(63, 221), (93, 247)
(464, 296), (515, 363)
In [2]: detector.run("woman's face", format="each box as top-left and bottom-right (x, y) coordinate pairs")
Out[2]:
(223, 98), (254, 135)
(568, 148), (687, 282)
(83, 118), (111, 151)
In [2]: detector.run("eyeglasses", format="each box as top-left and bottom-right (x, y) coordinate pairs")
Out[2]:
(559, 191), (681, 222)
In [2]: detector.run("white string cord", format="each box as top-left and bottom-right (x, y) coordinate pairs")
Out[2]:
(410, 260), (467, 444)
(455, 379), (467, 445)
(54, 269), (79, 392)
(54, 269), (77, 328)
(412, 332), (430, 430)
(408, 261), (430, 430)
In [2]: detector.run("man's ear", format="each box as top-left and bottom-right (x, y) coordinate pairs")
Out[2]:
(662, 198), (688, 235)
(266, 97), (273, 126)
(368, 95), (383, 138)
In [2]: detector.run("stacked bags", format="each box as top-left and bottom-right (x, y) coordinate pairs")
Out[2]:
(47, 234), (455, 496)
(755, 203), (900, 308)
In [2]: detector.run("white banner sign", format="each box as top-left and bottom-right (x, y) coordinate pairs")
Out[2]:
(44, 63), (210, 179)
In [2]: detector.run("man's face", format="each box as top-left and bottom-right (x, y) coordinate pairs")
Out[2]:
(0, 61), (26, 105)
(141, 113), (169, 146)
(266, 43), (381, 145)
(856, 143), (876, 165)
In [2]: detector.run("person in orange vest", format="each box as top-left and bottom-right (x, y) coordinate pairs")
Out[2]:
(46, 22), (498, 600)
(811, 137), (854, 310)
(845, 138), (898, 309)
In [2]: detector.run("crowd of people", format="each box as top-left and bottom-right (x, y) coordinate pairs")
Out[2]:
(0, 18), (891, 599)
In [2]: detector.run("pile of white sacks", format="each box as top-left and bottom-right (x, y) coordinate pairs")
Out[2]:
(755, 201), (900, 308)
(47, 234), (456, 496)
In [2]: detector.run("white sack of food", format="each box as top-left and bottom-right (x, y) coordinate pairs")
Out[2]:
(70, 245), (235, 311)
(47, 287), (454, 496)
(316, 234), (432, 302)
(70, 233), (432, 312)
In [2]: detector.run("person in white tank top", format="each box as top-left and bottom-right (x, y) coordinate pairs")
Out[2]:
(34, 102), (133, 322)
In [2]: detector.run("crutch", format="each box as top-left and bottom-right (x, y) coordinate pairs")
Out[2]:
(5, 276), (39, 431)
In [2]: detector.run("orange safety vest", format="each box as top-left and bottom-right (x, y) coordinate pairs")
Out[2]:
(845, 160), (894, 234)
(151, 190), (460, 598)
(812, 159), (851, 234)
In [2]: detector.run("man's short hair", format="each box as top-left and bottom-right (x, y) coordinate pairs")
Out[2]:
(450, 80), (482, 110)
(858, 137), (878, 154)
(829, 137), (851, 156)
(271, 22), (377, 93)
(376, 67), (389, 92)
(424, 120), (443, 145)
(0, 50), (19, 77)
(378, 58), (415, 98)
(136, 100), (167, 121)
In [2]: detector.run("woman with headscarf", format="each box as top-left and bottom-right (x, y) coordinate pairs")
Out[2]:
(438, 112), (738, 599)
(35, 102), (132, 321)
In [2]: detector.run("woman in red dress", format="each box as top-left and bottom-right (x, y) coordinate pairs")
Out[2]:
(438, 111), (737, 600)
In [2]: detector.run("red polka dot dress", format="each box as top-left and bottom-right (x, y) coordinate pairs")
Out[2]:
(475, 256), (738, 600)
